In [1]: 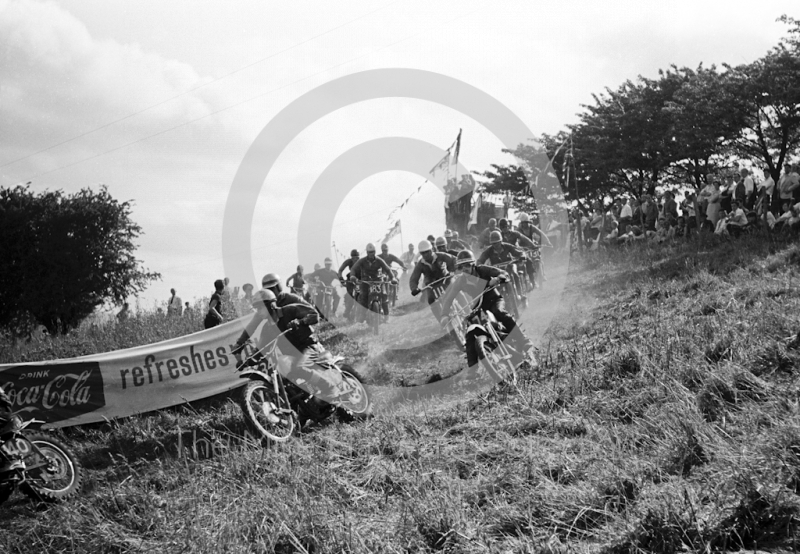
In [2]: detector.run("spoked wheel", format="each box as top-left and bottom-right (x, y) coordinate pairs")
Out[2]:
(20, 434), (83, 502)
(448, 292), (471, 348)
(336, 368), (372, 417)
(368, 299), (381, 335)
(240, 381), (296, 442)
(501, 282), (520, 319)
(474, 336), (517, 385)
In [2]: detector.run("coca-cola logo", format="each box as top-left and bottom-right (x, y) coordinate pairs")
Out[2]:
(0, 362), (106, 425)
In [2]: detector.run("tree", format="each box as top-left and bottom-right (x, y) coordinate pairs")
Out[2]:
(722, 18), (800, 181)
(0, 185), (160, 334)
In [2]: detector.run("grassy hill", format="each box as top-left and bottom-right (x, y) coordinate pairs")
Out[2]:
(2, 236), (800, 553)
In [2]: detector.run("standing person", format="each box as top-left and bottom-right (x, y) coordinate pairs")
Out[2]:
(350, 243), (396, 323)
(758, 168), (776, 215)
(204, 279), (225, 329)
(183, 302), (193, 317)
(740, 168), (756, 210)
(479, 218), (498, 248)
(663, 191), (678, 229)
(306, 258), (342, 317)
(642, 195), (658, 233)
(706, 179), (723, 231)
(338, 249), (361, 322)
(618, 197), (632, 236)
(167, 288), (183, 317)
(241, 283), (254, 304)
(400, 243), (418, 292)
(503, 191), (511, 218)
(682, 193), (698, 238)
(781, 163), (800, 205)
(116, 302), (130, 323)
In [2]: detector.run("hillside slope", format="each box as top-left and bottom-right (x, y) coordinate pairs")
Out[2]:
(3, 236), (800, 553)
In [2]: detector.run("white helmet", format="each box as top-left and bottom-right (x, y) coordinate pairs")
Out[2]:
(418, 239), (432, 253)
(519, 213), (530, 223)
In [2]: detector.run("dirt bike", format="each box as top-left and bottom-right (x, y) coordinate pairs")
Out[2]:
(463, 301), (520, 386)
(389, 270), (399, 307)
(491, 259), (524, 318)
(358, 279), (389, 335)
(0, 414), (83, 505)
(419, 273), (468, 347)
(233, 331), (371, 442)
(309, 281), (335, 321)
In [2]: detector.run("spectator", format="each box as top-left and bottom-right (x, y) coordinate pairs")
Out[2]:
(618, 197), (632, 235)
(167, 288), (182, 316)
(674, 216), (687, 239)
(682, 193), (697, 237)
(204, 279), (225, 329)
(116, 302), (130, 322)
(183, 302), (193, 317)
(642, 195), (658, 232)
(698, 179), (715, 215)
(663, 191), (678, 228)
(286, 265), (308, 300)
(705, 179), (723, 230)
(241, 283), (254, 304)
(503, 191), (511, 218)
(725, 199), (748, 237)
(758, 168), (775, 214)
(778, 163), (799, 205)
(740, 168), (756, 210)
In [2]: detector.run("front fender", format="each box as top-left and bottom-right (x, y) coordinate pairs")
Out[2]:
(239, 370), (272, 382)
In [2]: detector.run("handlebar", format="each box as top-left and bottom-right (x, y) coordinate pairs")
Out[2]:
(419, 273), (454, 291)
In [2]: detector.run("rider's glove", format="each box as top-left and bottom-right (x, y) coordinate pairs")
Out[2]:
(488, 277), (499, 288)
(391, 279), (398, 285)
(411, 288), (420, 297)
(287, 319), (301, 331)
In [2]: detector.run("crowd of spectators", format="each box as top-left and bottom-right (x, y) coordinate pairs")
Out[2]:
(572, 164), (800, 249)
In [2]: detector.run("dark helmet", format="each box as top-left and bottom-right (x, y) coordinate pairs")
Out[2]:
(498, 218), (509, 229)
(456, 250), (475, 267)
(261, 273), (282, 294)
(434, 236), (447, 248)
(490, 230), (503, 244)
(350, 249), (359, 257)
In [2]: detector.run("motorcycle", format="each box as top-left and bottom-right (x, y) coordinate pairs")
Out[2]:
(233, 331), (371, 442)
(462, 302), (521, 386)
(419, 273), (468, 348)
(358, 279), (390, 335)
(491, 259), (525, 317)
(0, 414), (83, 505)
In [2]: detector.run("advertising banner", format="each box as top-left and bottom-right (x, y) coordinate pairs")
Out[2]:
(0, 317), (251, 429)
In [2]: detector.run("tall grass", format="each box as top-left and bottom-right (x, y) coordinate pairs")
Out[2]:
(2, 236), (800, 553)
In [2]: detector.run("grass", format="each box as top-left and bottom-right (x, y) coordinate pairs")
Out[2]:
(2, 235), (800, 552)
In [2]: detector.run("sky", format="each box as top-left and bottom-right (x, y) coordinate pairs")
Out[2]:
(1, 0), (796, 311)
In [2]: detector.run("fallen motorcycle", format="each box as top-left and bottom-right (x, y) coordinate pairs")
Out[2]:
(0, 414), (83, 505)
(233, 331), (372, 442)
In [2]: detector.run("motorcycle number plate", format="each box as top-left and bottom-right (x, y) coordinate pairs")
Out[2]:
(370, 284), (382, 293)
(1, 437), (31, 458)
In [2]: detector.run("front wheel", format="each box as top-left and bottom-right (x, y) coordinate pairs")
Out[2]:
(240, 380), (296, 442)
(474, 335), (517, 385)
(19, 434), (83, 502)
(336, 368), (372, 418)
(368, 298), (381, 335)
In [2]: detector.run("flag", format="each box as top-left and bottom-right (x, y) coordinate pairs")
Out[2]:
(429, 151), (450, 182)
(452, 129), (462, 167)
(380, 219), (401, 244)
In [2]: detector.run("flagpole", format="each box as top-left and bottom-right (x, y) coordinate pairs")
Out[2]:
(332, 241), (340, 268)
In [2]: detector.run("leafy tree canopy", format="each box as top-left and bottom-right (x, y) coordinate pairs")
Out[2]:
(0, 185), (160, 334)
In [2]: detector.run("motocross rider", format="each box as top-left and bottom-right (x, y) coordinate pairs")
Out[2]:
(498, 218), (537, 290)
(234, 279), (344, 399)
(479, 218), (498, 248)
(350, 243), (397, 322)
(441, 250), (535, 368)
(378, 243), (406, 307)
(434, 236), (459, 257)
(337, 249), (361, 321)
(517, 213), (552, 286)
(409, 239), (456, 321)
(306, 257), (341, 317)
(477, 230), (525, 303)
(0, 385), (24, 475)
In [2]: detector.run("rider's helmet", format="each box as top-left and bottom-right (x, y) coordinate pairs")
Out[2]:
(518, 213), (530, 223)
(488, 218), (497, 228)
(350, 249), (359, 257)
(490, 230), (503, 244)
(297, 265), (304, 273)
(408, 243), (414, 250)
(452, 231), (460, 240)
(261, 273), (282, 294)
(418, 239), (433, 253)
(324, 257), (333, 266)
(455, 249), (476, 267)
(444, 229), (453, 238)
(314, 264), (321, 271)
(366, 243), (376, 255)
(426, 235), (436, 243)
(498, 218), (509, 229)
(434, 236), (447, 250)
(251, 289), (278, 317)
(381, 243), (389, 252)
